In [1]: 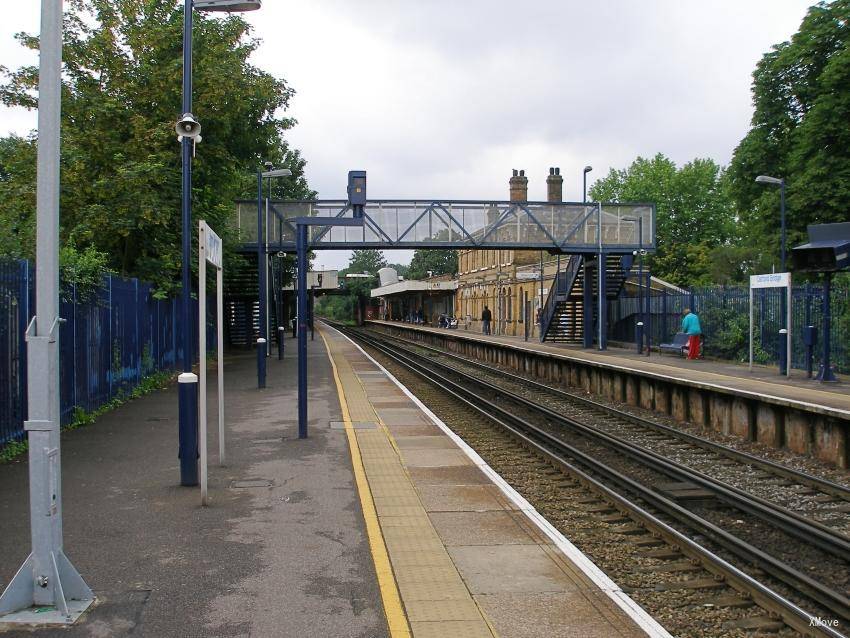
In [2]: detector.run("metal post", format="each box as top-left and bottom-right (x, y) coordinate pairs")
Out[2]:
(278, 326), (284, 360)
(257, 337), (266, 388)
(816, 272), (837, 382)
(217, 266), (225, 466)
(178, 0), (198, 487)
(198, 223), (208, 505)
(0, 0), (93, 622)
(780, 180), (786, 274)
(297, 223), (308, 438)
(256, 170), (266, 386)
(583, 256), (593, 348)
(597, 204), (606, 351)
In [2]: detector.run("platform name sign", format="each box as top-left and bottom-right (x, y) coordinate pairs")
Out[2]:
(198, 220), (226, 506)
(749, 272), (792, 377)
(205, 226), (222, 269)
(750, 272), (790, 289)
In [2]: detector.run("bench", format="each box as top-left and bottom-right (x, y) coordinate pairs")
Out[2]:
(659, 332), (689, 356)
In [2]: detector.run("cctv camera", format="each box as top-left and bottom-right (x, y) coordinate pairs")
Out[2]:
(175, 113), (201, 139)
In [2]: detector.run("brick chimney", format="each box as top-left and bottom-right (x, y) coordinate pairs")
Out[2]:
(509, 169), (528, 202)
(546, 167), (563, 203)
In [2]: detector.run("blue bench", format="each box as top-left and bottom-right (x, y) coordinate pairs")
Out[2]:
(659, 332), (689, 356)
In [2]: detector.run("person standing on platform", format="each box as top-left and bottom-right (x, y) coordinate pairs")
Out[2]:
(682, 308), (702, 360)
(481, 305), (492, 335)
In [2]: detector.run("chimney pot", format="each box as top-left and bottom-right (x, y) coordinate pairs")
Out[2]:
(546, 165), (564, 203)
(509, 168), (529, 202)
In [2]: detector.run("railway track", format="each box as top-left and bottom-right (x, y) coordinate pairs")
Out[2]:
(332, 322), (848, 638)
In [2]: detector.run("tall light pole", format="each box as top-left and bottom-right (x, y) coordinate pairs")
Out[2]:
(0, 0), (94, 623)
(755, 175), (788, 373)
(177, 0), (260, 487)
(583, 165), (593, 203)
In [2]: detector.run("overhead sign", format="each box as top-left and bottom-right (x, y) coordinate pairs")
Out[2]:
(516, 271), (541, 281)
(750, 272), (790, 289)
(204, 222), (223, 269)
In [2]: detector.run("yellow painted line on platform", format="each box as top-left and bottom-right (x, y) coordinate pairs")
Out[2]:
(319, 329), (411, 638)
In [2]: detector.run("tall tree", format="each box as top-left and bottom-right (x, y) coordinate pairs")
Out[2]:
(728, 1), (850, 268)
(406, 249), (458, 280)
(590, 154), (736, 286)
(0, 0), (314, 293)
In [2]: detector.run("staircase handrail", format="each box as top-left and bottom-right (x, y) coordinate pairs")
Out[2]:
(539, 256), (582, 342)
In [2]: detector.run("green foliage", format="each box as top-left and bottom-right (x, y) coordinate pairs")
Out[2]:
(589, 154), (736, 287)
(315, 250), (386, 322)
(59, 244), (113, 302)
(0, 0), (314, 294)
(0, 135), (37, 258)
(0, 369), (172, 464)
(406, 249), (458, 280)
(728, 1), (850, 269)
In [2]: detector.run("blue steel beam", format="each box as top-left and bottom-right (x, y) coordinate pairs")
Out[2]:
(233, 199), (656, 254)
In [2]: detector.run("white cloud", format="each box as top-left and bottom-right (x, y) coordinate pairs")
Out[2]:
(0, 1), (811, 269)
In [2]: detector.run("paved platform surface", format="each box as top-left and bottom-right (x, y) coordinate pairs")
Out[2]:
(321, 324), (658, 638)
(367, 320), (850, 415)
(0, 343), (387, 637)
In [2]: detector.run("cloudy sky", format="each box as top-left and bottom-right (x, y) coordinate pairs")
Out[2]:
(0, 1), (812, 270)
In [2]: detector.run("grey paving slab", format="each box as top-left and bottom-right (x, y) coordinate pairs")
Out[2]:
(393, 435), (458, 450)
(408, 466), (492, 486)
(400, 448), (473, 468)
(417, 485), (509, 512)
(375, 408), (432, 426)
(475, 591), (647, 638)
(386, 424), (445, 437)
(0, 341), (387, 638)
(448, 545), (572, 594)
(429, 511), (537, 546)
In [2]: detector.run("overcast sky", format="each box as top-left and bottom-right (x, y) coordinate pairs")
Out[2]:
(0, 1), (812, 270)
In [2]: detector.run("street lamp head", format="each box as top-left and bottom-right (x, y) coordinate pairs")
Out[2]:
(583, 165), (593, 174)
(755, 175), (783, 185)
(193, 0), (262, 11)
(261, 168), (292, 179)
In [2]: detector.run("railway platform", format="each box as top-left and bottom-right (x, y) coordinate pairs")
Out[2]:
(0, 326), (666, 637)
(367, 321), (850, 469)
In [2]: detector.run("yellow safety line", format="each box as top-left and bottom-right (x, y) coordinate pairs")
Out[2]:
(318, 329), (411, 638)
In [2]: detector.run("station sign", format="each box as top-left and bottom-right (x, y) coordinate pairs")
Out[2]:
(750, 272), (790, 289)
(204, 222), (223, 268)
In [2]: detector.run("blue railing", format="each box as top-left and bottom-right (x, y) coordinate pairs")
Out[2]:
(1, 259), (196, 447)
(608, 284), (850, 373)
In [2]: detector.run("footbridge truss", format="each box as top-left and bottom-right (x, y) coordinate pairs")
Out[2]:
(234, 199), (655, 254)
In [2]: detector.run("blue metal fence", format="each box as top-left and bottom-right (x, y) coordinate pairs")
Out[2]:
(609, 283), (850, 373)
(1, 259), (195, 446)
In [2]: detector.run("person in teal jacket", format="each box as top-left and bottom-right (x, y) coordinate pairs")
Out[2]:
(681, 308), (702, 360)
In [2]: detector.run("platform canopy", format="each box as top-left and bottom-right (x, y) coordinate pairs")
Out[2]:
(235, 199), (655, 254)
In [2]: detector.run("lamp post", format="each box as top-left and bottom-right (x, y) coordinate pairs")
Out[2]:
(257, 166), (292, 388)
(177, 0), (260, 487)
(583, 165), (592, 203)
(755, 175), (788, 374)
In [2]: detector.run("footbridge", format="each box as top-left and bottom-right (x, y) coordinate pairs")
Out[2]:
(233, 199), (655, 253)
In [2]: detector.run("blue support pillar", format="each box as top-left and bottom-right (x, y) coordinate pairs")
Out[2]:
(177, 0), (198, 487)
(582, 257), (593, 348)
(598, 255), (607, 351)
(816, 272), (837, 382)
(297, 223), (309, 438)
(257, 170), (266, 388)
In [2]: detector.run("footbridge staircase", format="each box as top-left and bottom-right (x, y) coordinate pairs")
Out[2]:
(540, 254), (635, 344)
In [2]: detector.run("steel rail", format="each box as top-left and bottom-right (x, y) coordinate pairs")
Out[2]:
(340, 325), (850, 631)
(377, 327), (850, 502)
(369, 329), (850, 559)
